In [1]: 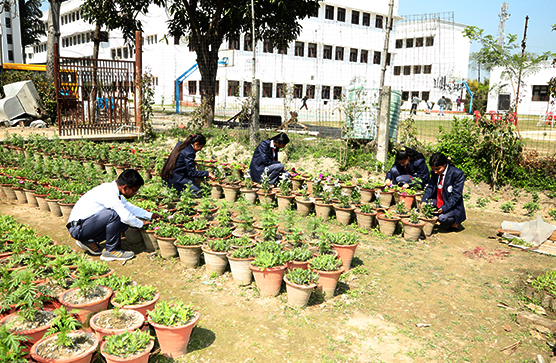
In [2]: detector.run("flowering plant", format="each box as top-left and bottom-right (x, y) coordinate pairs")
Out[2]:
(243, 169), (253, 190)
(337, 191), (351, 208)
(320, 185), (333, 204)
(260, 167), (271, 193)
(298, 185), (310, 200)
(278, 173), (292, 196)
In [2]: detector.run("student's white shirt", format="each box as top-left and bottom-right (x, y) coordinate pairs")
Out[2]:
(438, 165), (448, 189)
(68, 181), (152, 228)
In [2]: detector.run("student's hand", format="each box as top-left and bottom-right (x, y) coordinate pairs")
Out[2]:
(208, 172), (216, 181)
(402, 183), (410, 189)
(384, 179), (391, 185)
(437, 207), (443, 213)
(150, 213), (162, 220)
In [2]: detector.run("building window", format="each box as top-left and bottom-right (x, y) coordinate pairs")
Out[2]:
(72, 12), (75, 22)
(263, 40), (273, 53)
(276, 83), (286, 98)
(123, 47), (128, 59)
(333, 86), (342, 100)
(307, 85), (315, 99)
(8, 50), (13, 61)
(373, 51), (381, 65)
(262, 83), (273, 98)
(351, 11), (359, 24)
(322, 86), (330, 99)
(325, 5), (334, 20)
(323, 45), (332, 59)
(362, 12), (370, 26)
(5, 17), (10, 28)
(335, 46), (344, 61)
(337, 8), (345, 22)
(229, 37), (240, 50)
(395, 39), (403, 48)
(394, 66), (401, 76)
(411, 91), (419, 99)
(6, 34), (12, 45)
(188, 81), (197, 95)
(416, 37), (424, 47)
(228, 81), (239, 96)
(243, 82), (251, 97)
(532, 85), (549, 101)
(308, 43), (317, 58)
(402, 91), (409, 101)
(111, 49), (116, 59)
(403, 66), (411, 75)
(294, 84), (303, 98)
(349, 48), (358, 62)
(421, 91), (430, 101)
(424, 65), (432, 74)
(116, 48), (122, 59)
(244, 35), (252, 51)
(278, 43), (288, 55)
(406, 39), (413, 48)
(375, 15), (383, 28)
(295, 42), (304, 56)
(360, 50), (368, 63)
(426, 37), (434, 46)
(414, 65), (422, 74)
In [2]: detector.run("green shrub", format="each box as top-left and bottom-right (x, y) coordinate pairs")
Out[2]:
(476, 197), (489, 208)
(549, 209), (556, 221)
(285, 268), (319, 286)
(309, 255), (342, 272)
(148, 300), (196, 327)
(500, 201), (515, 213)
(523, 202), (540, 217)
(103, 330), (152, 358)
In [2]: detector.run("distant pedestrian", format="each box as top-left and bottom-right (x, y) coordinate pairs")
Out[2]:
(438, 96), (447, 116)
(456, 96), (462, 112)
(426, 100), (432, 114)
(410, 95), (419, 116)
(300, 94), (308, 110)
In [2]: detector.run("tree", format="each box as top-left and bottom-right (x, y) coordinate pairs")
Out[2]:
(18, 0), (45, 63)
(46, 0), (62, 80)
(466, 79), (489, 113)
(162, 0), (319, 128)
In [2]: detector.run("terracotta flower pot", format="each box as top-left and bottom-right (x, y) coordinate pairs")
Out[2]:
(31, 330), (99, 363)
(24, 189), (38, 207)
(284, 276), (316, 308)
(287, 260), (310, 271)
(295, 197), (314, 216)
(13, 187), (27, 204)
(222, 185), (241, 202)
(227, 255), (255, 285)
(154, 234), (178, 259)
(291, 178), (305, 191)
(90, 309), (145, 341)
(398, 194), (416, 210)
(378, 190), (394, 207)
(333, 204), (354, 225)
(314, 267), (344, 299)
(401, 218), (426, 241)
(250, 264), (287, 297)
(360, 189), (374, 203)
(111, 291), (160, 319)
(139, 229), (158, 252)
(34, 194), (50, 211)
(332, 243), (358, 271)
(46, 198), (62, 217)
(202, 246), (228, 275)
(1, 184), (16, 201)
(240, 189), (258, 204)
(149, 311), (200, 358)
(58, 202), (75, 218)
(256, 190), (276, 205)
(314, 202), (334, 220)
(1, 310), (55, 352)
(58, 286), (113, 324)
(419, 216), (438, 237)
(175, 244), (202, 268)
(100, 338), (154, 363)
(276, 194), (295, 211)
(210, 184), (223, 199)
(354, 209), (376, 230)
(376, 213), (400, 236)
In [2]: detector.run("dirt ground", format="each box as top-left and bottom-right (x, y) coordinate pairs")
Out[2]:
(2, 186), (556, 362)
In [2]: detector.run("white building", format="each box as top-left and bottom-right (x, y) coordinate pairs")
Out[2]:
(487, 62), (556, 116)
(1, 0), (23, 64)
(26, 0), (470, 115)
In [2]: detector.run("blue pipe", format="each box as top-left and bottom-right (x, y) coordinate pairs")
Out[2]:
(462, 81), (474, 114)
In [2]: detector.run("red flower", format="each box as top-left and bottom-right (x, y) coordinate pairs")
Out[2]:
(131, 149), (136, 154)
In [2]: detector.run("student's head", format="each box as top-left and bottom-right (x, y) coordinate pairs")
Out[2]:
(116, 169), (145, 198)
(442, 96), (445, 99)
(429, 152), (450, 175)
(395, 147), (423, 166)
(270, 133), (290, 149)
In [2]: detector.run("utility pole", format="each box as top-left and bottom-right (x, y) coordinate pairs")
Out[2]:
(249, 0), (260, 148)
(514, 15), (528, 137)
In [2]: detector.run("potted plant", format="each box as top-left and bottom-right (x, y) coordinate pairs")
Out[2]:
(138, 220), (159, 253)
(227, 246), (255, 286)
(30, 307), (99, 363)
(45, 189), (64, 217)
(221, 174), (241, 202)
(210, 165), (225, 199)
(90, 308), (145, 342)
(359, 181), (375, 203)
(295, 186), (314, 216)
(174, 234), (206, 268)
(284, 268), (319, 308)
(276, 174), (295, 211)
(419, 201), (438, 237)
(240, 170), (258, 204)
(22, 180), (38, 207)
(401, 208), (426, 241)
(249, 244), (287, 297)
(324, 231), (359, 271)
(290, 172), (305, 191)
(256, 168), (276, 204)
(110, 284), (160, 319)
(100, 329), (154, 363)
(147, 300), (200, 358)
(231, 203), (258, 238)
(314, 184), (334, 220)
(259, 210), (279, 242)
(202, 238), (230, 276)
(398, 188), (417, 210)
(309, 254), (343, 299)
(354, 203), (376, 230)
(204, 226), (233, 240)
(154, 223), (181, 259)
(11, 179), (27, 205)
(376, 210), (400, 237)
(333, 191), (355, 225)
(182, 219), (209, 237)
(376, 185), (394, 207)
(392, 200), (409, 218)
(58, 194), (80, 218)
(285, 247), (313, 271)
(0, 325), (29, 362)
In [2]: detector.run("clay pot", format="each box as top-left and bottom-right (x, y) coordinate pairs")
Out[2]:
(295, 197), (314, 216)
(286, 260), (310, 271)
(58, 286), (113, 324)
(256, 190), (276, 205)
(332, 243), (358, 271)
(100, 338), (154, 363)
(398, 194), (416, 210)
(333, 204), (354, 225)
(149, 312), (200, 358)
(240, 189), (258, 204)
(13, 187), (27, 204)
(111, 291), (160, 320)
(419, 216), (438, 236)
(154, 234), (178, 259)
(175, 244), (202, 268)
(276, 194), (295, 211)
(378, 190), (394, 207)
(90, 309), (145, 341)
(34, 194), (50, 211)
(250, 264), (287, 297)
(46, 198), (62, 217)
(314, 202), (334, 220)
(291, 178), (305, 191)
(58, 202), (75, 218)
(227, 255), (255, 285)
(24, 189), (38, 207)
(222, 185), (241, 202)
(210, 184), (223, 199)
(31, 330), (99, 363)
(376, 213), (400, 236)
(201, 246), (228, 276)
(1, 184), (16, 201)
(314, 267), (344, 299)
(284, 276), (316, 308)
(360, 189), (374, 203)
(401, 218), (426, 241)
(139, 229), (158, 252)
(1, 310), (54, 352)
(354, 209), (376, 230)
(124, 228), (143, 245)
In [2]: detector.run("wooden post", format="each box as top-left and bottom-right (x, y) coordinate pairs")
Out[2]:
(53, 43), (61, 135)
(135, 31), (142, 131)
(376, 86), (391, 167)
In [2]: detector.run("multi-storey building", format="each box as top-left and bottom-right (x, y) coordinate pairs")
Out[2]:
(1, 0), (23, 64)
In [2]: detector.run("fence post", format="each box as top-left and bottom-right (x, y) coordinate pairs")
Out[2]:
(135, 31), (142, 132)
(376, 86), (391, 167)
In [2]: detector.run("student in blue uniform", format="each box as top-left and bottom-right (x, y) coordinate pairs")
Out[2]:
(160, 134), (215, 195)
(421, 152), (466, 232)
(249, 133), (290, 185)
(385, 147), (430, 189)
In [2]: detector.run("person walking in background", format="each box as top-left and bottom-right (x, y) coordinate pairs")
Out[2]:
(410, 95), (419, 116)
(456, 96), (462, 112)
(421, 153), (466, 232)
(249, 132), (290, 185)
(438, 96), (447, 116)
(300, 94), (309, 110)
(426, 100), (432, 114)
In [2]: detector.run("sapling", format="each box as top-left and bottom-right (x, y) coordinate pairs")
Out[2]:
(251, 250), (285, 270)
(175, 234), (206, 246)
(395, 201), (408, 215)
(285, 268), (319, 286)
(148, 300), (196, 327)
(113, 285), (157, 306)
(0, 325), (28, 363)
(278, 173), (292, 196)
(95, 274), (134, 292)
(103, 330), (152, 358)
(285, 247), (313, 262)
(228, 236), (253, 247)
(360, 204), (374, 214)
(261, 211), (278, 242)
(45, 307), (81, 347)
(229, 246), (255, 259)
(207, 238), (230, 253)
(500, 201), (515, 213)
(204, 226), (232, 239)
(309, 254), (342, 272)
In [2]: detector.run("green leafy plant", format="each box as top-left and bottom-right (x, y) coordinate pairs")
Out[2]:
(500, 201), (515, 213)
(204, 226), (232, 239)
(523, 202), (540, 217)
(0, 325), (28, 363)
(229, 246), (255, 259)
(476, 197), (489, 208)
(549, 209), (556, 221)
(46, 307), (81, 347)
(337, 191), (352, 208)
(175, 234), (206, 246)
(531, 191), (540, 203)
(285, 268), (319, 286)
(251, 250), (285, 270)
(323, 231), (358, 246)
(408, 208), (420, 224)
(285, 247), (313, 262)
(394, 200), (408, 215)
(103, 329), (152, 358)
(228, 236), (253, 247)
(147, 300), (196, 327)
(259, 168), (272, 193)
(113, 285), (157, 306)
(309, 254), (342, 272)
(95, 275), (134, 292)
(421, 201), (436, 219)
(207, 238), (230, 252)
(182, 219), (209, 231)
(278, 173), (292, 196)
(243, 170), (254, 190)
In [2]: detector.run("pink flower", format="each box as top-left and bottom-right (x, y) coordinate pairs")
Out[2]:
(319, 173), (323, 179)
(154, 226), (159, 230)
(18, 180), (24, 184)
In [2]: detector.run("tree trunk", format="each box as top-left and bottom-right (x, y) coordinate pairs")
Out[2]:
(89, 23), (101, 123)
(195, 36), (221, 128)
(46, 0), (61, 80)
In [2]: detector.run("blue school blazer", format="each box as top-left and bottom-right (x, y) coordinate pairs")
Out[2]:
(422, 165), (467, 224)
(249, 139), (281, 183)
(385, 158), (430, 188)
(168, 143), (208, 184)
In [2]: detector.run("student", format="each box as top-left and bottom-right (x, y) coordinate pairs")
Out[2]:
(421, 152), (466, 231)
(249, 132), (290, 185)
(438, 96), (447, 116)
(385, 147), (430, 189)
(67, 169), (159, 261)
(160, 134), (215, 195)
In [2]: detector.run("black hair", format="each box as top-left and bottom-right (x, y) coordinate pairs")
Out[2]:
(270, 132), (290, 145)
(160, 134), (206, 180)
(429, 152), (453, 167)
(116, 169), (145, 188)
(395, 147), (425, 162)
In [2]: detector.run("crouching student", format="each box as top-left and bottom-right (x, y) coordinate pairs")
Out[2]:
(385, 147), (430, 189)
